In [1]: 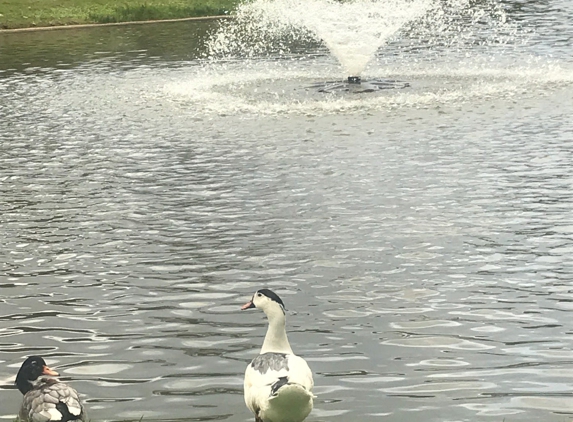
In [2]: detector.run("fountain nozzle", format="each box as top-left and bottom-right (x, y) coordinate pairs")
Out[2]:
(348, 76), (361, 84)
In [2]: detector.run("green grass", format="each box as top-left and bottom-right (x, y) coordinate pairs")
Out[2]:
(0, 0), (239, 29)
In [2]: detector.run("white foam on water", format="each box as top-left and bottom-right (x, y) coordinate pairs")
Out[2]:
(162, 58), (573, 116)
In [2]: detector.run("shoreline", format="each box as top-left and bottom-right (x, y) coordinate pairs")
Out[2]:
(0, 15), (231, 34)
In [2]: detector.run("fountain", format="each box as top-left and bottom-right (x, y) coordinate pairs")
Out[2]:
(163, 0), (527, 113)
(206, 0), (436, 92)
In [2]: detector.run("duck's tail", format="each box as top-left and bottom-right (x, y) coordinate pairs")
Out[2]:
(264, 379), (314, 422)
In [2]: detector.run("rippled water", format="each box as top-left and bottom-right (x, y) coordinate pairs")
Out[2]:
(1, 2), (573, 421)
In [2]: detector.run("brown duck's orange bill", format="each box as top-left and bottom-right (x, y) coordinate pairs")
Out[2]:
(42, 366), (59, 377)
(241, 301), (255, 310)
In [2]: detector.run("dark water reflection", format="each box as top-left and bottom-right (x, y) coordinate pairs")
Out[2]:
(1, 3), (573, 422)
(0, 20), (218, 73)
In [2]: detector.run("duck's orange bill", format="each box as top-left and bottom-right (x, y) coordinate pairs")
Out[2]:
(241, 301), (255, 310)
(42, 365), (59, 377)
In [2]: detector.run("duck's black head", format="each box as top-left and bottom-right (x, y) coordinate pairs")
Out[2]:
(15, 356), (59, 395)
(256, 289), (285, 308)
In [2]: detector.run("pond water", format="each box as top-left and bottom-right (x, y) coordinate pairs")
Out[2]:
(1, 1), (573, 421)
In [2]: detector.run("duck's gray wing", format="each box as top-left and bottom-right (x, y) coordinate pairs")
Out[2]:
(20, 382), (85, 422)
(250, 352), (289, 374)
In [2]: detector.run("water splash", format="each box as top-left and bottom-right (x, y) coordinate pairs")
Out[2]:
(163, 58), (573, 116)
(165, 0), (565, 115)
(207, 0), (436, 76)
(400, 0), (523, 58)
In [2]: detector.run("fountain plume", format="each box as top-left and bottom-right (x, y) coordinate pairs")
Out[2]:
(207, 0), (436, 76)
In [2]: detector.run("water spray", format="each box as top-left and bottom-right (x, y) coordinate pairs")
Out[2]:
(206, 0), (519, 95)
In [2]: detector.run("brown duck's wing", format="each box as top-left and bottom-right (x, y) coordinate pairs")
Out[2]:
(20, 381), (86, 422)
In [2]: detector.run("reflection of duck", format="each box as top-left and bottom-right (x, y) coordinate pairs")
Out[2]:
(15, 356), (86, 422)
(241, 289), (314, 422)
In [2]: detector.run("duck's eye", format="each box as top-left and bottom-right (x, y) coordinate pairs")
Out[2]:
(257, 293), (262, 297)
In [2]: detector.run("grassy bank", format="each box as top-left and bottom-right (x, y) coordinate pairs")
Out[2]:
(0, 0), (239, 29)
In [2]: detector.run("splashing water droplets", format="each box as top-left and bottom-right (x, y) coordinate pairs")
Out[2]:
(207, 0), (436, 76)
(163, 0), (546, 115)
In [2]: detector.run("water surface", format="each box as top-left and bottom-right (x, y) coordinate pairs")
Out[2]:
(1, 2), (573, 422)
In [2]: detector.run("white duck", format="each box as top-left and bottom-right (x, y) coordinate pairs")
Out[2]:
(241, 289), (314, 422)
(15, 356), (86, 422)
